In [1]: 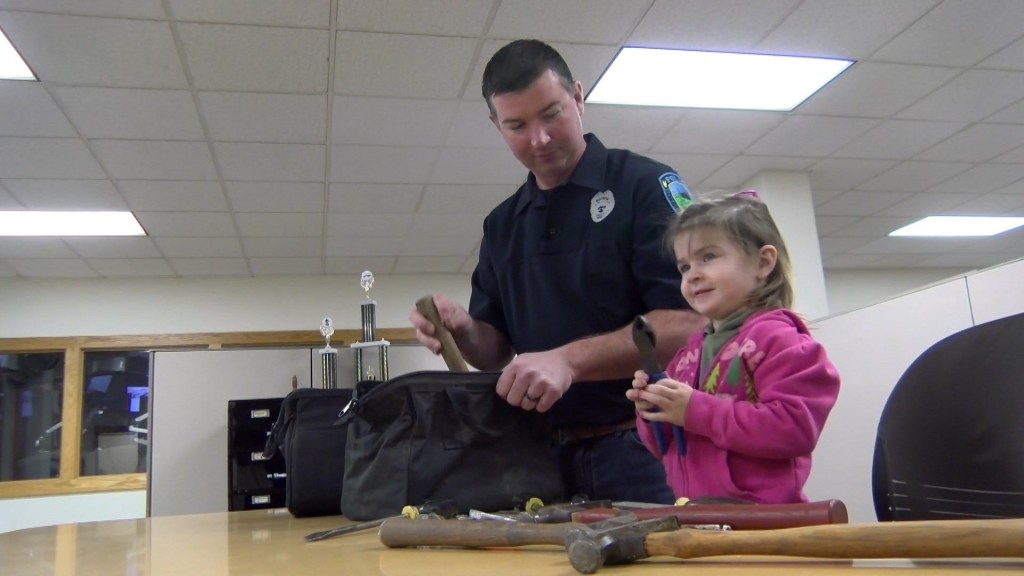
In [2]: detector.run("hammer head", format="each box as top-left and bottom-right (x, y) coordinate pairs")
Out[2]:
(565, 515), (680, 574)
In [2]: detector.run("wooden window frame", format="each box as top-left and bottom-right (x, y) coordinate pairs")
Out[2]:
(0, 327), (415, 499)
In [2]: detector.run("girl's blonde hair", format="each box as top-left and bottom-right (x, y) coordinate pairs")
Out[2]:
(664, 193), (795, 310)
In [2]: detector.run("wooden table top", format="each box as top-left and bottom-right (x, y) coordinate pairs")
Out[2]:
(2, 509), (1022, 576)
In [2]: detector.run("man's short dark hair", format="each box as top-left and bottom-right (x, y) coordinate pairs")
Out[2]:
(482, 39), (575, 114)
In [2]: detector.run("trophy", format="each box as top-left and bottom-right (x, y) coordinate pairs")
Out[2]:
(351, 270), (389, 381)
(319, 316), (338, 389)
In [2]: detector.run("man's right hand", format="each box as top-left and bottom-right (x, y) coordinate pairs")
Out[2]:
(408, 294), (471, 355)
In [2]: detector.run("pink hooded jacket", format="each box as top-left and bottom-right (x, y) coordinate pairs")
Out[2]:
(637, 309), (840, 503)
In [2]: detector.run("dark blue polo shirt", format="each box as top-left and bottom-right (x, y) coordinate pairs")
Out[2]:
(469, 134), (690, 427)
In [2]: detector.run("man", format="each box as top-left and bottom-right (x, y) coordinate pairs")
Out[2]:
(410, 39), (705, 503)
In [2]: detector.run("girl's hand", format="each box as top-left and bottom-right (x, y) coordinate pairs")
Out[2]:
(626, 370), (655, 411)
(632, 377), (693, 427)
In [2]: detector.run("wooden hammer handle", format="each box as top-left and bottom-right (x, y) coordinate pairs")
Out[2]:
(415, 295), (468, 372)
(646, 518), (1024, 560)
(572, 499), (848, 530)
(380, 517), (569, 548)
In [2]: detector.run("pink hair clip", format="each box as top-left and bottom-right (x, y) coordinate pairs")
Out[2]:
(733, 189), (763, 202)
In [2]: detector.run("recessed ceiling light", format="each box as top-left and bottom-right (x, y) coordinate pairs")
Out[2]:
(0, 26), (36, 81)
(0, 211), (147, 236)
(889, 216), (1024, 237)
(586, 47), (852, 111)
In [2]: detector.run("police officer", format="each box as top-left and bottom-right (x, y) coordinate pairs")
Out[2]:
(410, 39), (705, 503)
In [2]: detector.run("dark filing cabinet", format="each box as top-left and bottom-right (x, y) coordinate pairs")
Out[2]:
(227, 397), (286, 511)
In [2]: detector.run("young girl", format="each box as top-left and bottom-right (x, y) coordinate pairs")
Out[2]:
(627, 192), (840, 504)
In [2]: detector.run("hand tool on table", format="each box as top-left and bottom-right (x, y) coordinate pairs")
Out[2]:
(570, 498), (848, 530)
(631, 315), (684, 454)
(305, 499), (457, 542)
(379, 513), (680, 549)
(415, 295), (468, 372)
(564, 516), (1024, 574)
(378, 500), (845, 549)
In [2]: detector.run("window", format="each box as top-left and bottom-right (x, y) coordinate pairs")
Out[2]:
(0, 352), (65, 481)
(80, 351), (150, 476)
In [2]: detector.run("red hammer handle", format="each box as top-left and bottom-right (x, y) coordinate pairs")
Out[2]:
(571, 499), (848, 530)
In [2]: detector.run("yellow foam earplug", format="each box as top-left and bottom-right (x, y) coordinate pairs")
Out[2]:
(524, 497), (544, 513)
(401, 505), (419, 519)
(674, 497), (690, 507)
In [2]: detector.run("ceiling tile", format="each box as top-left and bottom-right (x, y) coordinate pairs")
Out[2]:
(629, 0), (797, 52)
(873, 0), (1024, 67)
(467, 40), (619, 102)
(1, 12), (186, 88)
(833, 120), (965, 160)
(154, 237), (243, 257)
(896, 70), (1024, 122)
(0, 138), (105, 179)
(702, 156), (816, 190)
(408, 214), (486, 237)
(444, 101), (504, 149)
(334, 32), (476, 99)
(0, 0), (164, 18)
(215, 143), (325, 182)
(857, 160), (972, 192)
(241, 237), (322, 258)
(248, 257), (322, 275)
(92, 140), (217, 180)
(392, 255), (464, 274)
(4, 258), (97, 277)
(332, 97), (458, 146)
(758, 0), (939, 59)
(419, 184), (510, 214)
(64, 237), (161, 258)
(235, 212), (323, 237)
(55, 87), (203, 140)
(326, 214), (414, 237)
(0, 83), (75, 137)
(875, 191), (975, 217)
(330, 145), (437, 183)
(327, 183), (423, 214)
(814, 215), (860, 235)
(118, 180), (228, 212)
(200, 92), (327, 143)
(178, 23), (329, 92)
(652, 110), (781, 155)
(799, 63), (961, 118)
(325, 256), (397, 274)
(489, 0), (650, 44)
(916, 123), (1024, 162)
(335, 0), (492, 35)
(943, 194), (1024, 216)
(577, 106), (681, 155)
(135, 212), (237, 237)
(430, 148), (523, 185)
(87, 258), (176, 277)
(226, 182), (324, 213)
(3, 179), (125, 210)
(931, 164), (1024, 194)
(816, 190), (913, 217)
(747, 116), (879, 157)
(168, 0), (330, 27)
(0, 237), (76, 258)
(808, 159), (899, 190)
(979, 35), (1024, 71)
(399, 235), (480, 257)
(325, 236), (403, 257)
(169, 257), (250, 276)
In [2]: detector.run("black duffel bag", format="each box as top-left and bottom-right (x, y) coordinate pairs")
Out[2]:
(337, 370), (564, 521)
(263, 387), (352, 517)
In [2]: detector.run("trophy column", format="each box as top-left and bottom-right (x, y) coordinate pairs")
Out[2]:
(352, 270), (389, 382)
(319, 317), (337, 389)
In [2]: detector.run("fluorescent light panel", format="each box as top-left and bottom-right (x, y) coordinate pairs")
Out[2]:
(587, 47), (852, 111)
(0, 211), (147, 236)
(0, 27), (36, 81)
(890, 216), (1024, 237)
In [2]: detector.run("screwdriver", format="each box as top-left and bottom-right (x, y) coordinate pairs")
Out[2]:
(305, 499), (458, 542)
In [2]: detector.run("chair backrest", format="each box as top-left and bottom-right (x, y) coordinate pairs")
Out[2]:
(873, 312), (1024, 521)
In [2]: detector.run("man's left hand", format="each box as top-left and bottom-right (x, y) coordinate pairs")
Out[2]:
(495, 350), (574, 413)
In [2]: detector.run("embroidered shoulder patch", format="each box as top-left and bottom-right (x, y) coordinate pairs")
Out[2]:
(659, 172), (692, 214)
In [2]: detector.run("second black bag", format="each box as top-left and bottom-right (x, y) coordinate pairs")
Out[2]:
(337, 370), (565, 521)
(264, 387), (352, 517)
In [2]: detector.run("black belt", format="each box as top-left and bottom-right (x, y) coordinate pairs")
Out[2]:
(555, 418), (637, 445)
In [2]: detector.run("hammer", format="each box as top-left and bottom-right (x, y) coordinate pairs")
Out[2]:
(415, 295), (468, 372)
(565, 517), (1024, 574)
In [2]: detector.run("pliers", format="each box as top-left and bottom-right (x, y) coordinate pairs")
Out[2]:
(632, 315), (686, 455)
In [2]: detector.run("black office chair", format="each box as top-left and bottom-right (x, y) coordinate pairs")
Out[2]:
(872, 312), (1024, 521)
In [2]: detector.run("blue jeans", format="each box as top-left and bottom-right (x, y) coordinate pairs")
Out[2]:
(556, 429), (674, 504)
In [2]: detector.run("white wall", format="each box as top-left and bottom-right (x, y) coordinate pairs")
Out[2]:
(823, 267), (971, 317)
(0, 491), (146, 534)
